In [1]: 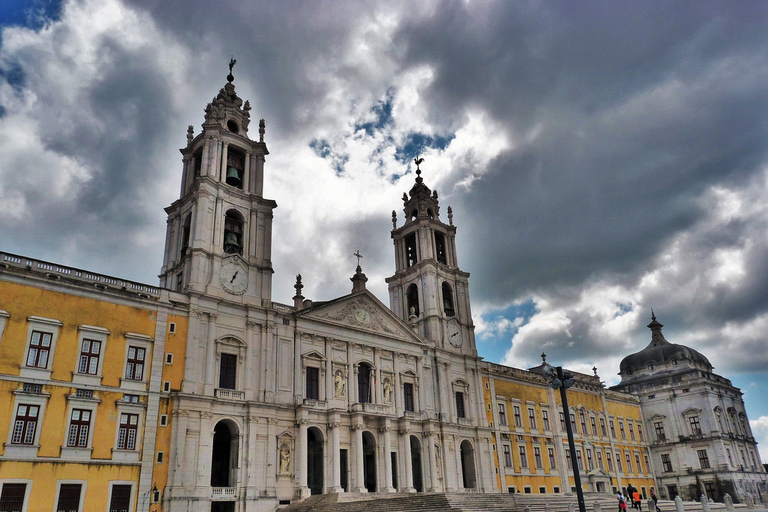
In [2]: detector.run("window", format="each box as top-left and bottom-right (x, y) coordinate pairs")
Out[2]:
(590, 416), (598, 436)
(160, 415), (168, 427)
(576, 450), (583, 470)
(23, 383), (42, 394)
(570, 413), (577, 433)
(503, 445), (512, 467)
(455, 392), (465, 418)
(654, 422), (666, 441)
(442, 282), (455, 317)
(524, 487), (532, 494)
(56, 483), (82, 512)
(534, 447), (543, 469)
(554, 487), (560, 494)
(166, 353), (173, 364)
(156, 452), (164, 463)
(117, 413), (138, 450)
(615, 452), (622, 472)
(661, 454), (673, 472)
(548, 447), (556, 469)
(635, 454), (642, 474)
(169, 321), (176, 334)
(163, 381), (171, 393)
(586, 448), (594, 470)
(539, 486), (546, 494)
(565, 449), (572, 469)
(125, 346), (145, 381)
(406, 283), (419, 317)
(559, 412), (566, 431)
(305, 366), (319, 399)
(579, 411), (587, 433)
(219, 353), (237, 390)
(644, 455), (650, 473)
(619, 421), (626, 439)
(697, 449), (710, 469)
(498, 404), (507, 425)
(597, 450), (604, 470)
(542, 410), (550, 431)
(0, 483), (27, 511)
(77, 339), (101, 375)
(514, 406), (522, 427)
(26, 331), (52, 368)
(108, 484), (132, 512)
(519, 446), (528, 468)
(67, 409), (91, 447)
(629, 423), (635, 441)
(75, 389), (92, 399)
(11, 404), (39, 445)
(637, 423), (644, 441)
(600, 417), (607, 436)
(727, 448), (734, 466)
(606, 450), (613, 471)
(358, 363), (372, 403)
(625, 452), (632, 472)
(225, 149), (244, 188)
(610, 420), (616, 438)
(403, 383), (414, 412)
(689, 416), (702, 435)
(528, 408), (537, 429)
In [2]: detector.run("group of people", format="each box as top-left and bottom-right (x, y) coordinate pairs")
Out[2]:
(618, 484), (658, 511)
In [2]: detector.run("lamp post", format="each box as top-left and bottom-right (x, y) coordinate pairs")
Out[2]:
(544, 363), (586, 512)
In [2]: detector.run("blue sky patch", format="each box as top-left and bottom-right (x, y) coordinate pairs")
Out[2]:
(0, 0), (63, 31)
(396, 132), (455, 163)
(476, 299), (537, 364)
(354, 91), (394, 137)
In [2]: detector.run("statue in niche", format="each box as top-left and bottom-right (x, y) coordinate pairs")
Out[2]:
(383, 378), (393, 403)
(334, 370), (346, 398)
(279, 444), (291, 474)
(435, 444), (442, 478)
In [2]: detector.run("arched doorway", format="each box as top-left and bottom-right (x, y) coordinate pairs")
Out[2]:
(211, 420), (238, 488)
(460, 440), (476, 489)
(307, 427), (324, 495)
(410, 436), (423, 492)
(362, 431), (377, 492)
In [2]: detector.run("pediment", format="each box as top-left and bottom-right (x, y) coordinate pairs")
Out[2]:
(302, 350), (326, 361)
(649, 413), (666, 420)
(681, 407), (702, 416)
(297, 291), (422, 343)
(588, 468), (610, 478)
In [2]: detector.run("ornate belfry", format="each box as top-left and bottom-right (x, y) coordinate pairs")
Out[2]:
(386, 159), (476, 355)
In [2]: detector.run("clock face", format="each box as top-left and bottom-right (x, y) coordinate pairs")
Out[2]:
(355, 308), (371, 324)
(220, 259), (248, 294)
(447, 322), (463, 348)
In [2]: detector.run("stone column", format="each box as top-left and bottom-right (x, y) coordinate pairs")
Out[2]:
(197, 412), (214, 487)
(329, 418), (343, 493)
(374, 348), (381, 403)
(245, 320), (258, 399)
(243, 150), (251, 192)
(381, 421), (395, 492)
(203, 313), (217, 395)
(426, 430), (439, 492)
(353, 422), (366, 492)
(298, 419), (310, 498)
(220, 142), (229, 182)
(401, 424), (414, 492)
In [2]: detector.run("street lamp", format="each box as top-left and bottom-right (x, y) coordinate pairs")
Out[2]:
(543, 361), (586, 512)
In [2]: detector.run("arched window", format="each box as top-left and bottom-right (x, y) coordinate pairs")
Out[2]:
(180, 213), (191, 259)
(405, 233), (418, 267)
(442, 282), (455, 317)
(410, 209), (418, 221)
(407, 284), (419, 317)
(223, 210), (243, 255)
(211, 420), (239, 488)
(358, 363), (372, 404)
(434, 232), (447, 264)
(460, 440), (476, 489)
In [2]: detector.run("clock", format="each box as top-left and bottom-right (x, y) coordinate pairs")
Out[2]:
(447, 321), (463, 348)
(220, 259), (248, 294)
(355, 308), (371, 324)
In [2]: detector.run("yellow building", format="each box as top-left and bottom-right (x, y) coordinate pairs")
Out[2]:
(482, 357), (656, 498)
(0, 252), (187, 512)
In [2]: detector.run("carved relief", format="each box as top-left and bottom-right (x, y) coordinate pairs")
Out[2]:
(315, 298), (396, 334)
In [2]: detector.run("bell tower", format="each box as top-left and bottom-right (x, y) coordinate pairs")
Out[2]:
(386, 160), (476, 354)
(159, 61), (276, 304)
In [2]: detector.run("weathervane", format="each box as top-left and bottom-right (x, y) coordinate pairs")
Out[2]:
(227, 57), (236, 82)
(414, 156), (424, 176)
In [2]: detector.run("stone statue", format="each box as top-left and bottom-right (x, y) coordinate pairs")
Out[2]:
(383, 378), (392, 403)
(279, 444), (290, 473)
(334, 370), (346, 397)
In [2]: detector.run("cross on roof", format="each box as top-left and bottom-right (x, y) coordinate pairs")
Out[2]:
(354, 250), (363, 267)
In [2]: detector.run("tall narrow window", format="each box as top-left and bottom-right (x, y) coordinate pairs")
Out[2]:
(625, 453), (632, 472)
(590, 416), (598, 436)
(503, 445), (512, 467)
(542, 410), (550, 431)
(117, 413), (139, 450)
(519, 446), (528, 468)
(406, 284), (419, 317)
(78, 339), (101, 375)
(225, 150), (244, 188)
(637, 423), (644, 441)
(12, 404), (39, 444)
(219, 353), (237, 390)
(125, 346), (145, 381)
(0, 483), (26, 511)
(306, 366), (319, 400)
(514, 406), (522, 427)
(358, 363), (371, 404)
(615, 453), (622, 472)
(629, 423), (636, 441)
(697, 449), (710, 469)
(180, 213), (191, 260)
(586, 448), (594, 470)
(67, 409), (91, 447)
(597, 451), (604, 469)
(403, 383), (414, 412)
(405, 233), (418, 267)
(528, 408), (537, 429)
(576, 450), (583, 470)
(689, 416), (702, 435)
(600, 417), (607, 436)
(570, 413), (578, 433)
(434, 232), (447, 264)
(654, 422), (666, 441)
(548, 447), (556, 469)
(455, 392), (465, 418)
(442, 282), (455, 317)
(223, 210), (243, 255)
(56, 484), (82, 512)
(26, 331), (52, 368)
(534, 447), (543, 468)
(109, 485), (132, 512)
(610, 420), (616, 438)
(606, 450), (613, 471)
(498, 404), (507, 425)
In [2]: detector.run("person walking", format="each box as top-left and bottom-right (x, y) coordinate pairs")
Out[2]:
(650, 487), (658, 508)
(633, 490), (642, 510)
(618, 493), (628, 512)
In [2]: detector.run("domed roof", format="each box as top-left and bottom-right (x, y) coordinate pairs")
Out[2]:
(619, 313), (712, 376)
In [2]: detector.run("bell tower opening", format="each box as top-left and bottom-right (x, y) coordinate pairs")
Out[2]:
(223, 211), (243, 255)
(225, 149), (244, 188)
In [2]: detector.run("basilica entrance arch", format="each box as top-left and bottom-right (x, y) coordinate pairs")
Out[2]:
(211, 420), (239, 488)
(362, 431), (377, 492)
(410, 435), (423, 492)
(307, 427), (324, 495)
(460, 440), (477, 489)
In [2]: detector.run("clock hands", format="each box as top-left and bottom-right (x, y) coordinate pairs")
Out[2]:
(451, 332), (458, 337)
(230, 270), (238, 283)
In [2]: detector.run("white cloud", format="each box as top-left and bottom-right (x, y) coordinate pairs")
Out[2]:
(750, 416), (768, 463)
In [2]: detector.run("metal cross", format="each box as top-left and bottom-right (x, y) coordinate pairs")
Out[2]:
(354, 250), (363, 267)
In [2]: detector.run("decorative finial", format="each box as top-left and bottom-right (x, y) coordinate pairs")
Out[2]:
(353, 250), (363, 269)
(391, 210), (397, 229)
(294, 274), (303, 294)
(259, 119), (265, 142)
(447, 206), (453, 226)
(187, 125), (194, 145)
(227, 57), (236, 83)
(541, 353), (547, 363)
(592, 366), (598, 377)
(414, 156), (424, 176)
(651, 309), (656, 321)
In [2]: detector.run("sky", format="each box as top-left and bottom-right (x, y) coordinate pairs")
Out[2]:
(1, 0), (768, 460)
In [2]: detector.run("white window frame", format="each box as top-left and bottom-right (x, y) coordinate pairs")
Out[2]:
(53, 480), (87, 512)
(61, 393), (100, 460)
(120, 333), (153, 392)
(217, 337), (247, 395)
(20, 316), (62, 380)
(106, 481), (135, 512)
(112, 400), (145, 463)
(0, 310), (9, 345)
(5, 389), (49, 458)
(72, 325), (109, 386)
(0, 479), (32, 512)
(452, 380), (470, 422)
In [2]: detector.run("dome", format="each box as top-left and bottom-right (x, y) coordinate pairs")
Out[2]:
(619, 314), (712, 377)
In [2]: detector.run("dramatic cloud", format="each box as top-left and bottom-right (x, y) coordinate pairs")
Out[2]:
(2, 0), (768, 436)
